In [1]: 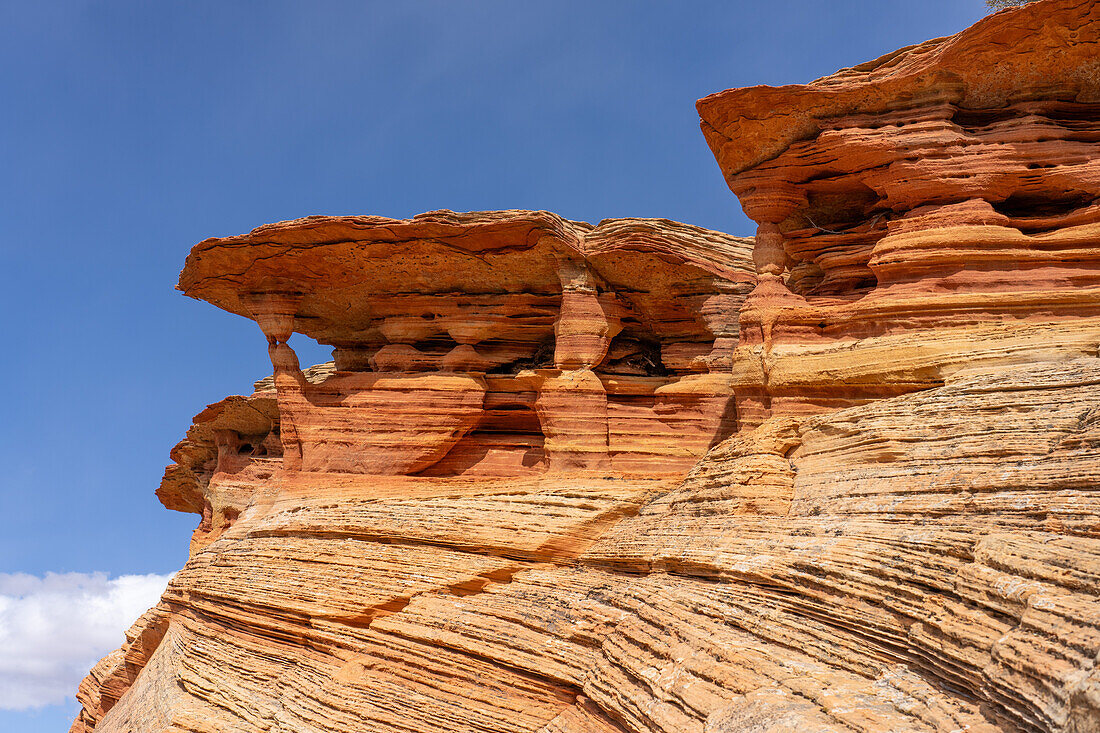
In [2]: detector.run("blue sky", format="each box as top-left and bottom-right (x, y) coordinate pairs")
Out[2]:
(0, 1), (988, 729)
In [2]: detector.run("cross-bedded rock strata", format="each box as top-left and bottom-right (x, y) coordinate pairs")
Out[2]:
(73, 2), (1100, 731)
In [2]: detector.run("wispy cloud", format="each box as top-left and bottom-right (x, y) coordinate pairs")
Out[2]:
(0, 571), (171, 711)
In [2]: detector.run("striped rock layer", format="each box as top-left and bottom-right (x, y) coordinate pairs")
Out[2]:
(74, 2), (1099, 732)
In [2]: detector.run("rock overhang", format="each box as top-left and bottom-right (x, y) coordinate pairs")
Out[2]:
(177, 209), (755, 350)
(697, 0), (1100, 183)
(164, 210), (755, 505)
(73, 5), (1100, 732)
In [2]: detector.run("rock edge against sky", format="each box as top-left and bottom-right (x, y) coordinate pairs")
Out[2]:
(73, 2), (1100, 731)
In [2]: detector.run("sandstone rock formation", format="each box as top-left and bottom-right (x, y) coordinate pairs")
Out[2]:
(74, 1), (1099, 731)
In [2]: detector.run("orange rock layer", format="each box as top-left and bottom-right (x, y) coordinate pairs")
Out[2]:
(74, 2), (1099, 732)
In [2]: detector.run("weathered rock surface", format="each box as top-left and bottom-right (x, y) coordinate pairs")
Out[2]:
(74, 2), (1099, 732)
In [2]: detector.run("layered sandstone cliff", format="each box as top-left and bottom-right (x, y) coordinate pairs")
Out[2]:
(74, 2), (1100, 732)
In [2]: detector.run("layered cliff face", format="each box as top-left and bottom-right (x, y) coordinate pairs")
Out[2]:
(74, 2), (1100, 732)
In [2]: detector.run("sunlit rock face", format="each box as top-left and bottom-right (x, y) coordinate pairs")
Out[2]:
(176, 211), (753, 488)
(73, 2), (1100, 732)
(697, 0), (1100, 431)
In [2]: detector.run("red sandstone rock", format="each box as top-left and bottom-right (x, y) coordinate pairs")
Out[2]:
(697, 0), (1100, 430)
(174, 211), (752, 481)
(73, 2), (1100, 732)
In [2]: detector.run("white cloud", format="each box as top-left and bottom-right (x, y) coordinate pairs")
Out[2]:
(0, 571), (171, 711)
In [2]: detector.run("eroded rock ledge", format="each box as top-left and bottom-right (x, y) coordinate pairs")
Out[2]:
(74, 2), (1100, 731)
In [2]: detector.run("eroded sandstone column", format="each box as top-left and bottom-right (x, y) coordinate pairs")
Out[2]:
(535, 255), (622, 471)
(738, 182), (806, 278)
(246, 293), (307, 471)
(733, 183), (808, 428)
